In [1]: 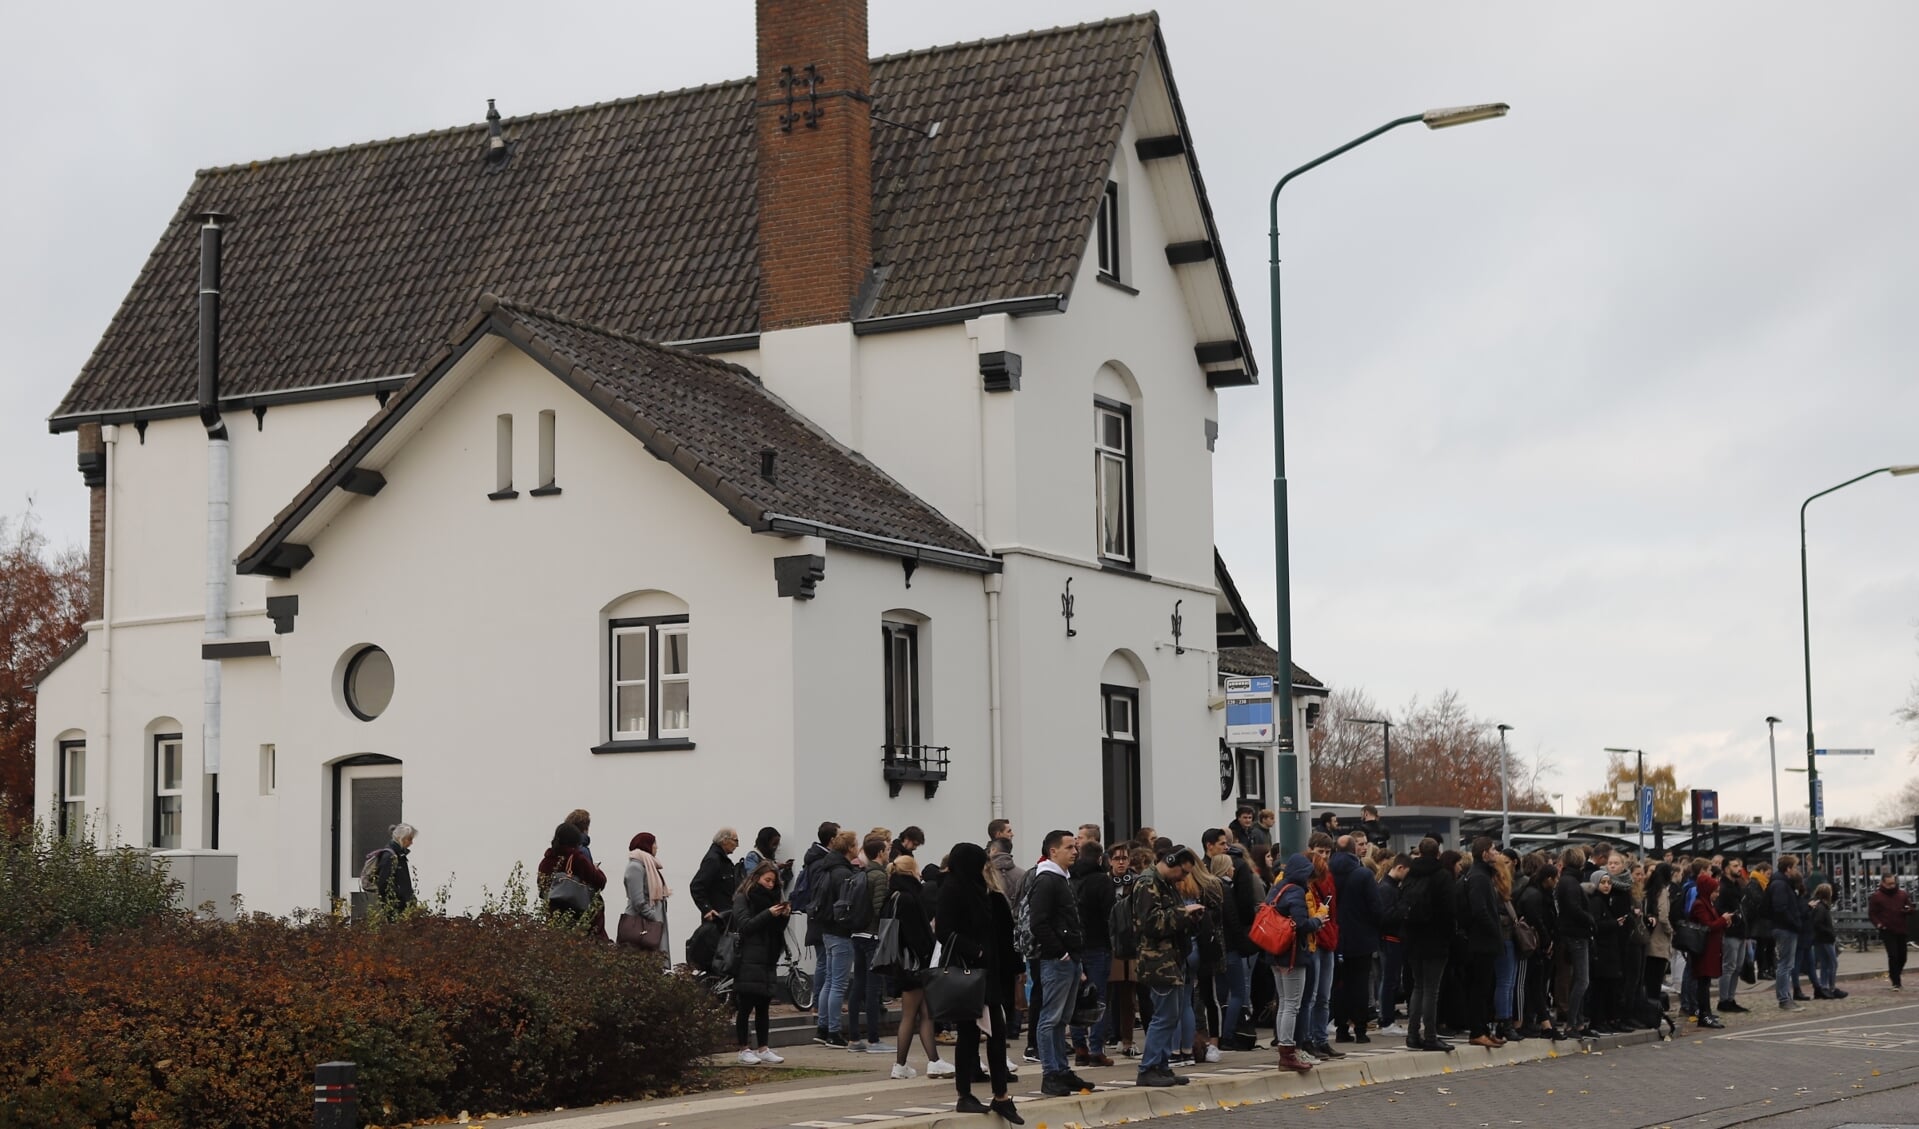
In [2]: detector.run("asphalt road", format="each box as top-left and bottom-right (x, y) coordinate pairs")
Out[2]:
(1178, 997), (1919, 1129)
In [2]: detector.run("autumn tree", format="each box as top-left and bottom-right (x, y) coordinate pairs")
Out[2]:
(1576, 754), (1687, 823)
(1308, 686), (1552, 811)
(0, 510), (90, 831)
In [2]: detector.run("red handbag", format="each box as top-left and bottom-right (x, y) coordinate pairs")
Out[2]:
(1249, 886), (1298, 956)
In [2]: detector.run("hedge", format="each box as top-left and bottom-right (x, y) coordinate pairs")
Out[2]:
(0, 827), (727, 1129)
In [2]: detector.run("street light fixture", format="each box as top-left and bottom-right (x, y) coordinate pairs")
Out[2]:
(1496, 724), (1514, 847)
(1344, 717), (1395, 806)
(1799, 464), (1919, 871)
(1267, 103), (1510, 855)
(1765, 716), (1783, 861)
(1604, 747), (1645, 853)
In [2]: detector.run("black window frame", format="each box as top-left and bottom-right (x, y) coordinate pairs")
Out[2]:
(343, 645), (395, 722)
(1100, 684), (1142, 845)
(597, 614), (694, 753)
(1094, 396), (1136, 566)
(882, 621), (921, 756)
(1237, 749), (1266, 810)
(1096, 180), (1121, 279)
(152, 731), (184, 850)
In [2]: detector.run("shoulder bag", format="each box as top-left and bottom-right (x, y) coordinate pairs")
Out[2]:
(1508, 903), (1539, 957)
(548, 856), (594, 914)
(925, 933), (988, 1022)
(1671, 917), (1707, 956)
(618, 913), (665, 951)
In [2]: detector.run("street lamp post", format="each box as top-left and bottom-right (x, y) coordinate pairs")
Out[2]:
(1268, 102), (1509, 855)
(1799, 465), (1919, 871)
(1496, 724), (1514, 847)
(1345, 717), (1396, 806)
(1604, 747), (1645, 854)
(1765, 716), (1783, 861)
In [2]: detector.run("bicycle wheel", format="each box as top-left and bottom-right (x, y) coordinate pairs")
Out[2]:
(788, 964), (814, 1010)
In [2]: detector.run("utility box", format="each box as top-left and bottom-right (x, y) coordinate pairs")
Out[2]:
(152, 850), (239, 920)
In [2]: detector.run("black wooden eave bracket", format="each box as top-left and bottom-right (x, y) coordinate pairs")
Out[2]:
(1194, 340), (1244, 365)
(774, 554), (825, 600)
(1165, 240), (1216, 266)
(339, 467), (386, 496)
(267, 594), (299, 635)
(202, 639), (273, 660)
(1135, 135), (1186, 161)
(979, 350), (1022, 392)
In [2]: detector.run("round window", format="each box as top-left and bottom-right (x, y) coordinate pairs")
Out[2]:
(344, 646), (395, 721)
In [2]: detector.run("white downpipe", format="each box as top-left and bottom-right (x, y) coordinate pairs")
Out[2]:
(985, 573), (1005, 819)
(98, 425), (118, 827)
(203, 436), (228, 776)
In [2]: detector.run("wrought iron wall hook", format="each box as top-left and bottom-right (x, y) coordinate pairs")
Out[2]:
(1062, 577), (1077, 638)
(1172, 599), (1185, 654)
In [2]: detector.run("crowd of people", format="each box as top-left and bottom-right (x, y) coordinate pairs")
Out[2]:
(478, 805), (1915, 1122)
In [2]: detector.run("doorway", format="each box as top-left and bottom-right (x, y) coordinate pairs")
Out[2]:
(330, 755), (402, 900)
(1100, 685), (1141, 845)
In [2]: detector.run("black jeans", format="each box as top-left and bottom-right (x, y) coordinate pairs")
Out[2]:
(1336, 951), (1375, 1031)
(1523, 947), (1553, 1025)
(1465, 953), (1496, 1037)
(1407, 955), (1447, 1042)
(1883, 930), (1908, 988)
(736, 992), (770, 1048)
(956, 994), (1012, 1100)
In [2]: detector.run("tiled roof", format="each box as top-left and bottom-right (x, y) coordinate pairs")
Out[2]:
(236, 296), (995, 577)
(1218, 643), (1324, 691)
(55, 15), (1161, 422)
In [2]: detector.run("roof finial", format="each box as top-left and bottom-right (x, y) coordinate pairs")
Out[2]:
(484, 98), (508, 161)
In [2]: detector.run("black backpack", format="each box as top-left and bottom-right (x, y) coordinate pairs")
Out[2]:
(1401, 873), (1436, 925)
(1109, 882), (1139, 959)
(828, 868), (874, 933)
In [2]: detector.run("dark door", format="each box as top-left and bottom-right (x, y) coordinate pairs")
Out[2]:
(1101, 685), (1141, 845)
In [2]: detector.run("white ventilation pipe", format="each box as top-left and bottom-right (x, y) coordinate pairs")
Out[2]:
(198, 213), (230, 782)
(98, 424), (118, 825)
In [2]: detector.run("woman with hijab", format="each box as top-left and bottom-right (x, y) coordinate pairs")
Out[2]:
(1687, 872), (1732, 1028)
(732, 861), (792, 1065)
(624, 832), (672, 952)
(935, 841), (1023, 1124)
(1643, 863), (1676, 1010)
(540, 821), (607, 930)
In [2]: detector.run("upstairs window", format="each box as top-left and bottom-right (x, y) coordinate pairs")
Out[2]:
(1095, 400), (1134, 564)
(152, 733), (184, 849)
(883, 622), (920, 754)
(59, 740), (86, 838)
(1096, 180), (1122, 279)
(610, 617), (691, 745)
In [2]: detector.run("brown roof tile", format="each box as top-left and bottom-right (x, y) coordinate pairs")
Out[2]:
(55, 15), (1161, 422)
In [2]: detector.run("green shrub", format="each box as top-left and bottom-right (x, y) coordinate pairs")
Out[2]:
(0, 816), (183, 942)
(0, 848), (728, 1129)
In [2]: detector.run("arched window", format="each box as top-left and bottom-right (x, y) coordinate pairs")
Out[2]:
(598, 590), (692, 752)
(1094, 363), (1142, 567)
(56, 731), (86, 839)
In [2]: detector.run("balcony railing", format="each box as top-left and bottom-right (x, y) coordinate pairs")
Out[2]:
(882, 744), (951, 799)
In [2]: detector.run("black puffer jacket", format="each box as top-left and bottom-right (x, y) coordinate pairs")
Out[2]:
(1027, 864), (1084, 959)
(1401, 855), (1457, 960)
(1461, 859), (1502, 956)
(1555, 867), (1596, 939)
(886, 871), (936, 973)
(1073, 855), (1116, 951)
(731, 881), (787, 1000)
(936, 842), (1017, 986)
(809, 853), (858, 937)
(690, 842), (737, 918)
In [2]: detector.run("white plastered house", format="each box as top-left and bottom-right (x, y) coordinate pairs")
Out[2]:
(35, 3), (1321, 936)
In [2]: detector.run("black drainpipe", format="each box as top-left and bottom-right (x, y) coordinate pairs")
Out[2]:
(198, 212), (229, 440)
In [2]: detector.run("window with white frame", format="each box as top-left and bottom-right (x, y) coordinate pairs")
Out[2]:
(58, 740), (85, 838)
(152, 733), (184, 849)
(609, 616), (691, 744)
(1096, 180), (1121, 279)
(259, 744), (277, 796)
(1095, 400), (1134, 563)
(883, 622), (920, 754)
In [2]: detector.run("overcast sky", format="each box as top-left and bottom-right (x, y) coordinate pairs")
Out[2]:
(4, 2), (1916, 827)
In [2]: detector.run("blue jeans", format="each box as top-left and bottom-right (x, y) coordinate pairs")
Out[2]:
(851, 936), (887, 1041)
(1493, 939), (1517, 1022)
(1142, 983), (1182, 1070)
(1811, 942), (1837, 992)
(1772, 929), (1799, 1004)
(818, 934), (855, 1035)
(1214, 952), (1252, 1039)
(1037, 957), (1080, 1076)
(1272, 965), (1307, 1047)
(1295, 948), (1333, 1045)
(1719, 936), (1748, 1004)
(1072, 949), (1112, 1055)
(1379, 939), (1404, 1024)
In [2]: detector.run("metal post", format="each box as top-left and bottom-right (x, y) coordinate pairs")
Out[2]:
(1636, 749), (1645, 856)
(314, 1061), (358, 1129)
(1382, 722), (1395, 807)
(1496, 724), (1513, 847)
(1766, 716), (1783, 861)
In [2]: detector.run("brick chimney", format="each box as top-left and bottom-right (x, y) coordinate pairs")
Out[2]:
(755, 0), (872, 331)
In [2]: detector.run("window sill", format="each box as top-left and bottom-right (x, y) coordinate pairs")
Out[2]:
(1095, 273), (1139, 296)
(591, 739), (697, 755)
(529, 484), (563, 497)
(1098, 561), (1154, 583)
(488, 489), (519, 501)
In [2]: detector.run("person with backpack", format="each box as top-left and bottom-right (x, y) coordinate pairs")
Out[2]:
(1100, 843), (1142, 1058)
(847, 836), (894, 1053)
(731, 861), (792, 1066)
(1266, 852), (1325, 1074)
(1402, 837), (1458, 1052)
(1808, 883), (1845, 999)
(798, 821), (840, 952)
(809, 830), (861, 1046)
(363, 823), (417, 918)
(1134, 846), (1204, 1087)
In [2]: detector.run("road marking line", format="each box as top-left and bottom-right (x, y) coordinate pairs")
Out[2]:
(1718, 1002), (1918, 1039)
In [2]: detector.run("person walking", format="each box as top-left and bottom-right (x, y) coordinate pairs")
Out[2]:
(690, 828), (740, 923)
(1460, 838), (1505, 1047)
(1868, 873), (1912, 990)
(1134, 846), (1204, 1087)
(1770, 855), (1809, 1011)
(1268, 852), (1326, 1073)
(1554, 846), (1595, 1037)
(883, 856), (951, 1079)
(371, 823), (417, 917)
(1402, 838), (1457, 1052)
(623, 832), (672, 953)
(809, 830), (861, 1046)
(731, 861), (792, 1066)
(539, 821), (607, 929)
(936, 841), (1023, 1123)
(1028, 830), (1090, 1096)
(1687, 872), (1732, 1028)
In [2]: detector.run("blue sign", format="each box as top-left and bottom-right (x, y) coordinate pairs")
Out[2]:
(1638, 786), (1655, 834)
(1691, 788), (1719, 825)
(1812, 778), (1824, 824)
(1224, 676), (1275, 746)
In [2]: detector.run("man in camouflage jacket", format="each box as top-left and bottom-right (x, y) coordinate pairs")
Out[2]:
(1133, 846), (1203, 1085)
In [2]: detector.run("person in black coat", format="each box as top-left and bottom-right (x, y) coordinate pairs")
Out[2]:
(1400, 838), (1458, 1052)
(1331, 842), (1381, 1042)
(1515, 864), (1558, 1036)
(1460, 839), (1504, 1046)
(731, 862), (792, 1062)
(935, 842), (1022, 1121)
(1587, 872), (1629, 1031)
(884, 859), (949, 1078)
(1071, 845), (1118, 1064)
(690, 829), (741, 922)
(1554, 848), (1597, 1035)
(372, 823), (417, 917)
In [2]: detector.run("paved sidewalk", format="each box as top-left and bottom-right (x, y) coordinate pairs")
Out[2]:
(494, 950), (1902, 1129)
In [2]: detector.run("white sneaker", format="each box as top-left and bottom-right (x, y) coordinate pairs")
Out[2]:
(927, 1059), (956, 1077)
(1204, 1045), (1222, 1063)
(890, 1063), (919, 1080)
(1294, 1048), (1321, 1066)
(738, 1049), (762, 1065)
(1379, 1023), (1408, 1037)
(756, 1047), (785, 1065)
